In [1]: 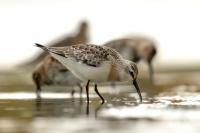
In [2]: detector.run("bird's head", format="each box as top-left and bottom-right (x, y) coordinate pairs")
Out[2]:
(125, 60), (138, 80)
(125, 60), (142, 103)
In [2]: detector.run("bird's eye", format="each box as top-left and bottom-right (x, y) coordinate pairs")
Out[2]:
(129, 71), (134, 79)
(59, 69), (68, 72)
(131, 65), (135, 71)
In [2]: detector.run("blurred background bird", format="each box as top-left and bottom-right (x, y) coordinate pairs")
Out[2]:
(32, 55), (82, 98)
(21, 20), (89, 67)
(104, 36), (157, 83)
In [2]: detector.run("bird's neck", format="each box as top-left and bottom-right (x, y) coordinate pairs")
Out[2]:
(107, 64), (130, 81)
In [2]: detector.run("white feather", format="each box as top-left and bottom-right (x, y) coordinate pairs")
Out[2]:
(50, 53), (111, 82)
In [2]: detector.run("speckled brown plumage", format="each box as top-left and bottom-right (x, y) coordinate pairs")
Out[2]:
(43, 44), (124, 68)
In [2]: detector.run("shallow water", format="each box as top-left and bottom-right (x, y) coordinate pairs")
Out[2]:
(0, 84), (200, 133)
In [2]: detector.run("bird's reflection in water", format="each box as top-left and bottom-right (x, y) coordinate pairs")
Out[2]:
(86, 101), (104, 118)
(35, 98), (42, 115)
(86, 102), (89, 115)
(94, 103), (104, 118)
(34, 95), (105, 119)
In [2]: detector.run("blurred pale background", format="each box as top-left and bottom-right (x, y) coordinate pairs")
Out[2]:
(1, 2), (200, 133)
(0, 0), (200, 69)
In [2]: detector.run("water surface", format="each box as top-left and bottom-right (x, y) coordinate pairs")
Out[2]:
(0, 71), (200, 133)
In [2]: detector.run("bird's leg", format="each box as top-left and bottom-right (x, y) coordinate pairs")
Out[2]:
(36, 84), (41, 99)
(94, 84), (105, 104)
(86, 80), (90, 103)
(70, 87), (75, 98)
(32, 72), (41, 99)
(77, 83), (83, 98)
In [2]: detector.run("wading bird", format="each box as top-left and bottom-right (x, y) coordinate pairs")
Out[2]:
(35, 43), (143, 103)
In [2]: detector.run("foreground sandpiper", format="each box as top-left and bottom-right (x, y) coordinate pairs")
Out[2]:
(32, 55), (82, 98)
(104, 37), (157, 83)
(35, 43), (142, 103)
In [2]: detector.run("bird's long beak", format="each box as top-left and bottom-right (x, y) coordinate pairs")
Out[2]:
(148, 63), (154, 84)
(133, 80), (142, 103)
(129, 71), (142, 103)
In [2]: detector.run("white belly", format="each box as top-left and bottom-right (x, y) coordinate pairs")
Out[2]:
(51, 53), (111, 82)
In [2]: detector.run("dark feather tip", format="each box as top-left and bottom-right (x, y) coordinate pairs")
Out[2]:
(35, 43), (44, 48)
(35, 43), (48, 52)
